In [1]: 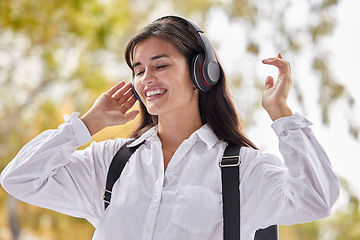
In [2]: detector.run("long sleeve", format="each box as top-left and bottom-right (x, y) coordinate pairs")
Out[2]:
(241, 113), (340, 234)
(0, 113), (120, 227)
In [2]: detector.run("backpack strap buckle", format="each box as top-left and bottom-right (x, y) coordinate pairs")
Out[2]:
(103, 189), (112, 204)
(219, 156), (241, 167)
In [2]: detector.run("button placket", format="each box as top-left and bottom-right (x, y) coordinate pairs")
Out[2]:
(141, 159), (165, 240)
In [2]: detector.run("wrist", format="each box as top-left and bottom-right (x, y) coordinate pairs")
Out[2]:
(266, 105), (293, 121)
(80, 111), (105, 136)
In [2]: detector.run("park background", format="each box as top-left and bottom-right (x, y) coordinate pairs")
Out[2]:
(0, 0), (359, 239)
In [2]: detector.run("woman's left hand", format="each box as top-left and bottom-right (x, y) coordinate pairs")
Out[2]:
(262, 53), (293, 121)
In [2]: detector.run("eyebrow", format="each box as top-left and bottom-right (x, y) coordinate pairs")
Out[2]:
(132, 54), (169, 69)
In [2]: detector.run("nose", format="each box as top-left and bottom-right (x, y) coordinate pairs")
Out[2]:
(141, 69), (157, 85)
(133, 68), (157, 100)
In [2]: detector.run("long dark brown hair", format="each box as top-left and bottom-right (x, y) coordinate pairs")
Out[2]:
(125, 16), (257, 149)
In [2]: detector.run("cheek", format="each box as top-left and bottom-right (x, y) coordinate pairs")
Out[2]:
(177, 79), (197, 101)
(178, 67), (193, 89)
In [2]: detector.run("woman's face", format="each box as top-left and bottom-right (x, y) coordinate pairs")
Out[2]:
(132, 37), (198, 117)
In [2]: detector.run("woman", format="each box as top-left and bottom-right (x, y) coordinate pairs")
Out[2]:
(1, 16), (339, 239)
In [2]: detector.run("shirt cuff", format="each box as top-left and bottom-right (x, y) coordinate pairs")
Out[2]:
(63, 112), (92, 146)
(271, 113), (313, 136)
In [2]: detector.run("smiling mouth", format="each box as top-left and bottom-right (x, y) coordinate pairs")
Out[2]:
(145, 89), (167, 98)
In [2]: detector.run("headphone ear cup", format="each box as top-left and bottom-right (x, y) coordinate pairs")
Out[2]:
(132, 83), (142, 101)
(132, 74), (144, 104)
(191, 53), (212, 92)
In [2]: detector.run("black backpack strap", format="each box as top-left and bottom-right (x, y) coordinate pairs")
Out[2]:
(254, 225), (278, 240)
(103, 139), (145, 210)
(220, 143), (241, 239)
(220, 144), (279, 240)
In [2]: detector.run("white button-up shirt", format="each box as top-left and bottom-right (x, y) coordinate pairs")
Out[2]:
(0, 113), (340, 240)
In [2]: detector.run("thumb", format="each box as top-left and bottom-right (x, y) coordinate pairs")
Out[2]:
(265, 76), (274, 90)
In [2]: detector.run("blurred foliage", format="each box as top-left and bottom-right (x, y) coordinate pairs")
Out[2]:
(279, 176), (360, 240)
(0, 0), (359, 239)
(328, 178), (360, 239)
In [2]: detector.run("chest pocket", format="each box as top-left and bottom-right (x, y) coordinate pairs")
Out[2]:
(171, 185), (223, 234)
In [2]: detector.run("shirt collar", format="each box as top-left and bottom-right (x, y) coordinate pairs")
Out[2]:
(194, 124), (220, 150)
(127, 124), (219, 149)
(127, 126), (159, 147)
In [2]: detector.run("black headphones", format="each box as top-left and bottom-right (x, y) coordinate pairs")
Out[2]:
(132, 15), (220, 103)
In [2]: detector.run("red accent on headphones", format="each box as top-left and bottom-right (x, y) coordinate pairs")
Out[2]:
(200, 59), (212, 87)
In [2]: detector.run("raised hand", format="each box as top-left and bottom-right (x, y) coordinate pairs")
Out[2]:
(262, 53), (293, 121)
(80, 82), (139, 135)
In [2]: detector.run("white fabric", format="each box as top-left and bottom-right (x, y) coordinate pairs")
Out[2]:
(0, 113), (340, 240)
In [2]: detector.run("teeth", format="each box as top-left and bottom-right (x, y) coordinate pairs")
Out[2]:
(146, 89), (164, 97)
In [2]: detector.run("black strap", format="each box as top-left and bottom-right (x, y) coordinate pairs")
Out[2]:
(221, 144), (279, 240)
(220, 144), (242, 240)
(103, 139), (144, 210)
(254, 225), (278, 240)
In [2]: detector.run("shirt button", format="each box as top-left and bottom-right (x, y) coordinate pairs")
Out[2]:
(145, 227), (151, 234)
(178, 150), (185, 155)
(153, 197), (160, 204)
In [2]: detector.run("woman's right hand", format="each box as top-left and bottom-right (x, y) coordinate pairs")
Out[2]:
(80, 81), (139, 136)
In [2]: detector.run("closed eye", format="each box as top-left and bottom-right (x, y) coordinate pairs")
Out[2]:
(135, 71), (144, 76)
(157, 65), (168, 69)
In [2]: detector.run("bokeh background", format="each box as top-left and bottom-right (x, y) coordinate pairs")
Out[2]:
(1, 0), (359, 239)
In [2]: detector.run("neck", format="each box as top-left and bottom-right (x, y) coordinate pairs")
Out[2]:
(157, 107), (202, 151)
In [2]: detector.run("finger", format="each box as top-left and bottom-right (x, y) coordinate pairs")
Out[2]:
(264, 76), (274, 90)
(262, 56), (290, 76)
(277, 53), (283, 59)
(122, 94), (138, 111)
(107, 81), (126, 95)
(262, 57), (287, 68)
(117, 85), (135, 105)
(112, 82), (132, 101)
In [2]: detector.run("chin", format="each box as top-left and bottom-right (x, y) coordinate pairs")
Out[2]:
(145, 105), (161, 116)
